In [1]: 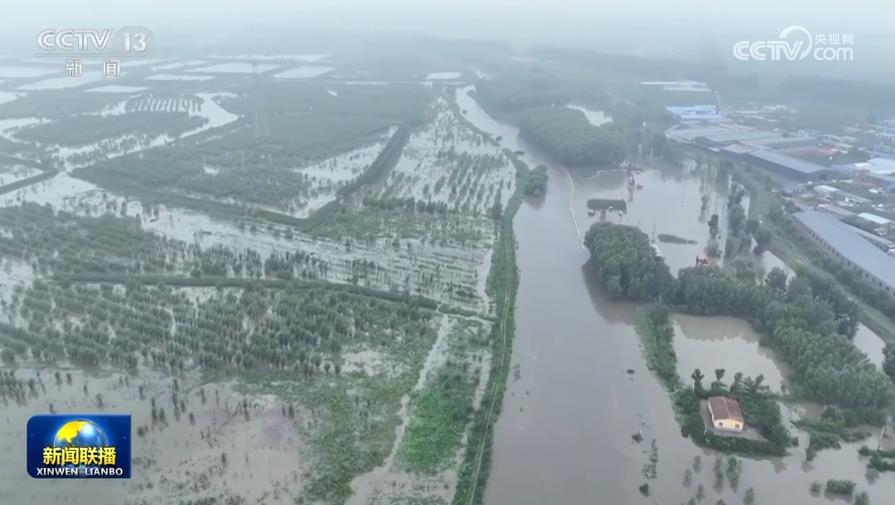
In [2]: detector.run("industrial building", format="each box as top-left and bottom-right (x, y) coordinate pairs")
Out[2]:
(664, 105), (723, 122)
(794, 211), (895, 296)
(746, 150), (831, 181)
(665, 125), (833, 181)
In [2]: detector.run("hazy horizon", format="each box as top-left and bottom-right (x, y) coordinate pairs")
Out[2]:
(3, 0), (894, 81)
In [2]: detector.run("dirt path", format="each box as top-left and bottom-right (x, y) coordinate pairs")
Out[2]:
(344, 316), (453, 505)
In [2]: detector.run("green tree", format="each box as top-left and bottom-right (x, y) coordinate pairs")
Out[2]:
(765, 267), (788, 294)
(744, 487), (755, 505)
(884, 343), (895, 383)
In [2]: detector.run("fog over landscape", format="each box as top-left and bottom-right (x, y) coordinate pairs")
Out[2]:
(2, 2), (895, 505)
(3, 0), (895, 80)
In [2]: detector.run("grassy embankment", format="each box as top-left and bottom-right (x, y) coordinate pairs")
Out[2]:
(452, 152), (530, 505)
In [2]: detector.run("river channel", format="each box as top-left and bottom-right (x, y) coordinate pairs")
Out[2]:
(455, 85), (895, 505)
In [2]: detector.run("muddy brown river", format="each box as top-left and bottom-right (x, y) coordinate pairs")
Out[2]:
(455, 85), (895, 505)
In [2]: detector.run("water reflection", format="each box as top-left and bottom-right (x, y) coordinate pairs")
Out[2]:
(673, 314), (790, 393)
(457, 84), (895, 505)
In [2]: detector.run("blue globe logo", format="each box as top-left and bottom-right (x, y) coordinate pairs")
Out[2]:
(54, 420), (108, 451)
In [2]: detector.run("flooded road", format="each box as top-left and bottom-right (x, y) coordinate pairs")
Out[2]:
(455, 85), (895, 505)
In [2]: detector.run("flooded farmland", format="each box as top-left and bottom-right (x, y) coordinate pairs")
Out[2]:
(0, 365), (307, 505)
(456, 85), (895, 505)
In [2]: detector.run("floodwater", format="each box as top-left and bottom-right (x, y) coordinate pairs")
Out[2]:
(672, 314), (789, 393)
(273, 66), (334, 79)
(146, 74), (214, 82)
(456, 84), (895, 505)
(572, 163), (734, 274)
(150, 60), (207, 72)
(188, 62), (281, 74)
(566, 104), (612, 126)
(0, 65), (55, 78)
(0, 365), (306, 505)
(85, 85), (149, 93)
(210, 54), (329, 62)
(18, 74), (105, 90)
(426, 72), (462, 80)
(854, 323), (887, 369)
(0, 91), (19, 105)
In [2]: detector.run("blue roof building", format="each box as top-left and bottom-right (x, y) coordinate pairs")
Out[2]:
(794, 211), (895, 296)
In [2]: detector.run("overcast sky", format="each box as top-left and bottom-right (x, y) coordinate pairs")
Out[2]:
(4, 1), (894, 77)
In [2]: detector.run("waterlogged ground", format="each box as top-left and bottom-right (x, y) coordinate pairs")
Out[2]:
(456, 83), (895, 505)
(0, 62), (506, 505)
(0, 366), (307, 505)
(571, 161), (735, 274)
(375, 99), (515, 215)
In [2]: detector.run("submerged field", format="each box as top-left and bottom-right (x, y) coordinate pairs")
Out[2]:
(0, 52), (515, 505)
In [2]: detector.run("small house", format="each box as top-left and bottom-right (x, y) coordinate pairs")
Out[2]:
(708, 396), (744, 432)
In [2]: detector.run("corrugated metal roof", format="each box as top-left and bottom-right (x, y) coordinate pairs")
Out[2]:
(721, 143), (757, 155)
(697, 130), (781, 145)
(748, 150), (828, 175)
(795, 211), (895, 290)
(740, 136), (815, 149)
(858, 212), (892, 225)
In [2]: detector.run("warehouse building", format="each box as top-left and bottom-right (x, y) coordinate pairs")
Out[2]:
(794, 211), (895, 296)
(746, 150), (832, 181)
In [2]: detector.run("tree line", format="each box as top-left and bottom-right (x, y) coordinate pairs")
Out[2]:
(586, 222), (893, 414)
(519, 107), (626, 168)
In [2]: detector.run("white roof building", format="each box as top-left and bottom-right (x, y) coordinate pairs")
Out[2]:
(858, 212), (892, 226)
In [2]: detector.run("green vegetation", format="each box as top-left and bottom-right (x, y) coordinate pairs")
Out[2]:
(474, 69), (604, 116)
(397, 318), (488, 474)
(634, 305), (789, 456)
(810, 481), (822, 495)
(453, 153), (528, 505)
(222, 81), (431, 157)
(675, 266), (891, 413)
(860, 446), (895, 472)
(16, 112), (206, 146)
(518, 107), (625, 167)
(657, 234), (697, 245)
(3, 279), (436, 373)
(0, 90), (127, 119)
(70, 82), (430, 223)
(824, 479), (856, 497)
(797, 410), (871, 460)
(635, 305), (680, 389)
(523, 165), (548, 197)
(584, 222), (674, 301)
(398, 370), (476, 473)
(770, 209), (895, 327)
(589, 221), (891, 453)
(730, 163), (895, 337)
(884, 343), (895, 384)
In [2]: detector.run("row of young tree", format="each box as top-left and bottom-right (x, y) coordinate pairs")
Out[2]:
(586, 222), (893, 413)
(3, 279), (437, 375)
